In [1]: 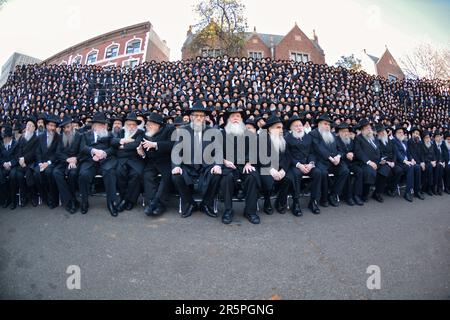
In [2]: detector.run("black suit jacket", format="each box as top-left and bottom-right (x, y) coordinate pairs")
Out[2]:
(407, 138), (424, 163)
(79, 131), (117, 170)
(309, 128), (342, 167)
(143, 125), (175, 164)
(336, 136), (356, 166)
(285, 132), (316, 167)
(378, 138), (397, 163)
(55, 133), (82, 166)
(36, 131), (60, 165)
(355, 135), (390, 177)
(0, 139), (19, 168)
(111, 129), (145, 173)
(17, 134), (39, 167)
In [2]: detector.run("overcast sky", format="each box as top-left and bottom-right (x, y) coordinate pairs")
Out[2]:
(0, 0), (448, 70)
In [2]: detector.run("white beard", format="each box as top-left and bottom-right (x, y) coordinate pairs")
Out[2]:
(145, 130), (157, 138)
(292, 130), (305, 140)
(304, 127), (311, 134)
(24, 131), (34, 141)
(270, 134), (286, 153)
(124, 129), (137, 139)
(190, 122), (205, 133)
(95, 128), (109, 139)
(225, 122), (245, 136)
(425, 141), (432, 149)
(379, 136), (388, 146)
(319, 128), (335, 145)
(62, 131), (74, 147)
(340, 136), (351, 145)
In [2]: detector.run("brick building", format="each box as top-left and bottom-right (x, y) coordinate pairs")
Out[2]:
(43, 21), (170, 67)
(182, 22), (325, 64)
(359, 47), (405, 81)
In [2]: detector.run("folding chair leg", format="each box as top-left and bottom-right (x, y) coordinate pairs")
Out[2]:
(214, 196), (218, 214)
(178, 197), (182, 214)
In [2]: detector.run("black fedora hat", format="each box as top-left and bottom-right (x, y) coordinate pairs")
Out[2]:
(355, 118), (371, 130)
(59, 116), (73, 128)
(124, 112), (142, 125)
(146, 113), (165, 126)
(244, 118), (258, 130)
(422, 130), (432, 139)
(393, 125), (407, 135)
(2, 125), (13, 138)
(335, 122), (350, 132)
(186, 101), (212, 115)
(316, 113), (333, 124)
(91, 112), (109, 124)
(410, 127), (422, 135)
(223, 107), (246, 123)
(25, 116), (37, 128)
(36, 113), (47, 121)
(110, 114), (123, 124)
(286, 115), (303, 129)
(45, 114), (60, 126)
(262, 115), (283, 129)
(374, 124), (387, 133)
(173, 116), (189, 126)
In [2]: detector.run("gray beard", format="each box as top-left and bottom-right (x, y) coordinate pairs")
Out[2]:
(225, 122), (245, 136)
(145, 130), (156, 138)
(445, 141), (450, 150)
(363, 133), (374, 141)
(425, 142), (432, 149)
(190, 122), (205, 133)
(379, 136), (388, 146)
(270, 134), (286, 153)
(340, 136), (351, 145)
(47, 132), (55, 146)
(304, 127), (311, 134)
(62, 132), (74, 147)
(319, 128), (335, 145)
(292, 130), (305, 140)
(95, 129), (109, 139)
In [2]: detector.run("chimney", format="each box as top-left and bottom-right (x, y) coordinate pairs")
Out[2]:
(270, 36), (275, 59)
(187, 25), (193, 37)
(253, 26), (257, 33)
(313, 29), (318, 43)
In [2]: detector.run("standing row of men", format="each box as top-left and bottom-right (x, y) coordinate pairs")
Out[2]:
(1, 106), (450, 225)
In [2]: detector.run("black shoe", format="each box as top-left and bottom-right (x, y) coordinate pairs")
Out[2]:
(200, 204), (217, 218)
(292, 201), (303, 217)
(144, 205), (153, 217)
(328, 194), (339, 207)
(222, 209), (233, 224)
(21, 197), (29, 207)
(48, 201), (57, 209)
(10, 201), (18, 210)
(353, 195), (364, 206)
(152, 205), (166, 216)
(404, 192), (413, 202)
(108, 202), (119, 217)
(117, 199), (127, 212)
(71, 200), (80, 214)
(426, 189), (434, 196)
(319, 199), (329, 208)
(181, 203), (196, 218)
(437, 189), (443, 196)
(308, 200), (321, 214)
(81, 202), (89, 214)
(386, 189), (396, 197)
(445, 188), (450, 195)
(275, 201), (286, 214)
(263, 198), (273, 215)
(65, 201), (74, 214)
(244, 212), (260, 225)
(345, 197), (355, 206)
(372, 193), (384, 203)
(125, 202), (134, 211)
(2, 199), (11, 209)
(415, 192), (425, 200)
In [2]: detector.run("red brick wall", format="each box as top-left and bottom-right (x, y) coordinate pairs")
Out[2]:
(376, 49), (405, 80)
(274, 25), (325, 64)
(242, 34), (271, 59)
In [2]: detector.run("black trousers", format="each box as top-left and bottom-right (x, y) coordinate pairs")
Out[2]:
(342, 162), (363, 199)
(387, 165), (404, 192)
(260, 174), (291, 207)
(53, 165), (78, 206)
(143, 163), (172, 207)
(172, 170), (221, 208)
(9, 166), (35, 202)
(289, 166), (321, 201)
(34, 165), (59, 205)
(444, 164), (450, 189)
(78, 163), (118, 205)
(221, 169), (259, 215)
(0, 167), (11, 203)
(317, 162), (349, 200)
(397, 163), (421, 193)
(117, 162), (142, 205)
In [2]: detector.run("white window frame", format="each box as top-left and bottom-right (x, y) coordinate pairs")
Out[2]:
(125, 37), (143, 55)
(290, 51), (309, 63)
(85, 49), (99, 65)
(122, 58), (140, 68)
(59, 60), (68, 66)
(388, 73), (398, 82)
(248, 51), (263, 59)
(104, 42), (121, 60)
(103, 62), (117, 69)
(71, 54), (83, 65)
(201, 48), (222, 58)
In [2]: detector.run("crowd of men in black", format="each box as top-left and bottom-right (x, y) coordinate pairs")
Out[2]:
(0, 56), (449, 224)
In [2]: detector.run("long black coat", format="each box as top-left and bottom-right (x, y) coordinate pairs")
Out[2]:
(309, 128), (342, 167)
(55, 133), (82, 166)
(35, 132), (60, 171)
(111, 129), (145, 174)
(285, 132), (316, 167)
(17, 134), (39, 167)
(0, 139), (19, 168)
(354, 135), (390, 177)
(79, 131), (117, 170)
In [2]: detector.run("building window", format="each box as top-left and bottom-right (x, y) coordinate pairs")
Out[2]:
(72, 55), (82, 65)
(86, 51), (98, 64)
(105, 45), (119, 59)
(123, 58), (140, 68)
(201, 48), (222, 58)
(126, 40), (141, 54)
(290, 52), (309, 63)
(248, 51), (263, 59)
(103, 63), (117, 70)
(388, 74), (398, 82)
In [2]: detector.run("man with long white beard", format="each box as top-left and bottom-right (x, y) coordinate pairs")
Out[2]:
(310, 114), (349, 208)
(137, 113), (175, 217)
(111, 112), (145, 212)
(0, 125), (18, 209)
(354, 119), (391, 203)
(375, 124), (403, 197)
(171, 102), (222, 219)
(392, 126), (422, 202)
(442, 132), (450, 194)
(285, 115), (321, 215)
(335, 123), (364, 206)
(78, 112), (119, 216)
(421, 131), (442, 196)
(53, 116), (82, 214)
(259, 115), (292, 215)
(220, 108), (260, 225)
(9, 117), (39, 209)
(34, 114), (61, 209)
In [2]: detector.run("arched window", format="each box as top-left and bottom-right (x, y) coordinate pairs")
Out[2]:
(86, 50), (98, 64)
(105, 44), (120, 59)
(72, 55), (82, 65)
(126, 39), (142, 54)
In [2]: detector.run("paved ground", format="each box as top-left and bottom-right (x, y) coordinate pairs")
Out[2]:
(0, 194), (449, 300)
